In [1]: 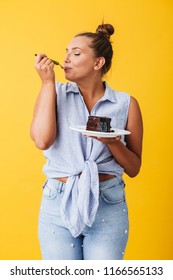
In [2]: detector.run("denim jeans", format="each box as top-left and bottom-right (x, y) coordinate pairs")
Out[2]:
(38, 177), (129, 260)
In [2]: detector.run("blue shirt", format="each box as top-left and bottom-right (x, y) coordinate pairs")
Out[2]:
(43, 81), (130, 237)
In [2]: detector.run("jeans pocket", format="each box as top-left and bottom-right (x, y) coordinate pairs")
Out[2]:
(43, 184), (58, 200)
(100, 182), (125, 205)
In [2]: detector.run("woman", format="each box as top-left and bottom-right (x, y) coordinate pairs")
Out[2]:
(31, 23), (143, 260)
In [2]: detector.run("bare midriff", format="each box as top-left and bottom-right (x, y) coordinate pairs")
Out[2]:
(55, 173), (115, 183)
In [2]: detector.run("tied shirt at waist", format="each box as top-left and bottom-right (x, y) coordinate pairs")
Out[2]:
(42, 83), (131, 236)
(60, 160), (99, 237)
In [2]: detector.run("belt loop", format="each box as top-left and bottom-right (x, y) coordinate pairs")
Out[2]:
(58, 181), (64, 193)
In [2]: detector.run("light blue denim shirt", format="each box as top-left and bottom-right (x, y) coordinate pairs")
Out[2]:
(43, 81), (130, 237)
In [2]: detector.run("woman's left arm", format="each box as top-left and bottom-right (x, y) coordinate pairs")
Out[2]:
(96, 96), (143, 177)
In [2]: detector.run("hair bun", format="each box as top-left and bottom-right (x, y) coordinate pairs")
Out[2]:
(96, 23), (114, 40)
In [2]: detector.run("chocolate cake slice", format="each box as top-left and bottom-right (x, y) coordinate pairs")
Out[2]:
(86, 116), (113, 132)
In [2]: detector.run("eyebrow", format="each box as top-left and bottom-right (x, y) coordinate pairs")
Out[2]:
(66, 47), (82, 52)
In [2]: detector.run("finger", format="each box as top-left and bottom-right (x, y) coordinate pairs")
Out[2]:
(44, 58), (54, 65)
(115, 136), (121, 141)
(35, 57), (54, 72)
(34, 53), (47, 64)
(39, 58), (55, 70)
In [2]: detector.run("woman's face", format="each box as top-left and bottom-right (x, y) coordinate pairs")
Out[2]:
(64, 36), (99, 82)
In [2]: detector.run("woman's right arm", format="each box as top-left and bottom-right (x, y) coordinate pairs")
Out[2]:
(30, 54), (57, 150)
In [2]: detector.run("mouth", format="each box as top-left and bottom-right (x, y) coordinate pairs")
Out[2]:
(64, 67), (72, 72)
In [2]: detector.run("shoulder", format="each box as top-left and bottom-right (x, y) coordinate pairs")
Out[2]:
(113, 89), (131, 114)
(55, 82), (69, 94)
(105, 82), (130, 105)
(55, 82), (79, 95)
(127, 96), (143, 131)
(105, 82), (130, 101)
(129, 96), (142, 115)
(115, 90), (130, 106)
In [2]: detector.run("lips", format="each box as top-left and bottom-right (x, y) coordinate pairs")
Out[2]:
(64, 67), (72, 72)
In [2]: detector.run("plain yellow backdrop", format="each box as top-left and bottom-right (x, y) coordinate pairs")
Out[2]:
(0, 0), (172, 260)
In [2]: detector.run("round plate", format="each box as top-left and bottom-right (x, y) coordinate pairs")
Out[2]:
(69, 125), (131, 138)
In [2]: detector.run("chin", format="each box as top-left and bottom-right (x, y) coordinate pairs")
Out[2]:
(65, 74), (78, 83)
(65, 73), (73, 81)
(65, 76), (74, 82)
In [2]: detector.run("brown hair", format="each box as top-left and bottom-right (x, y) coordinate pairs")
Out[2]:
(75, 23), (114, 75)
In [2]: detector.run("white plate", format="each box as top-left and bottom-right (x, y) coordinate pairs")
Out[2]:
(69, 125), (131, 138)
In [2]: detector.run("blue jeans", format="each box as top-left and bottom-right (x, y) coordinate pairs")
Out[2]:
(38, 177), (129, 260)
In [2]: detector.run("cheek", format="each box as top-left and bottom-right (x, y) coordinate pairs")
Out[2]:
(77, 61), (95, 73)
(75, 57), (94, 68)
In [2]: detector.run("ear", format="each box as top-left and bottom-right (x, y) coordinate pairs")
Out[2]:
(94, 57), (105, 71)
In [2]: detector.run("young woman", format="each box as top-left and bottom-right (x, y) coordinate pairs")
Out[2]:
(31, 23), (143, 260)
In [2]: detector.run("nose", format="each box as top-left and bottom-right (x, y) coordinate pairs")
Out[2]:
(64, 53), (71, 63)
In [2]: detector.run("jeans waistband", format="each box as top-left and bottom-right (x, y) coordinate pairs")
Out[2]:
(45, 176), (124, 192)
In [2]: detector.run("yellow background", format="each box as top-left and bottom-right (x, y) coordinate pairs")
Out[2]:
(0, 0), (172, 260)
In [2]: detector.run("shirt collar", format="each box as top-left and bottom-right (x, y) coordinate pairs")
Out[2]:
(66, 81), (117, 104)
(101, 81), (117, 103)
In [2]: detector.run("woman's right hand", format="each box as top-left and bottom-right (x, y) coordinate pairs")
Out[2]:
(34, 54), (55, 83)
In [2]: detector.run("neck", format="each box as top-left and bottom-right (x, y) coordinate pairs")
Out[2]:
(76, 76), (105, 99)
(76, 77), (106, 113)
